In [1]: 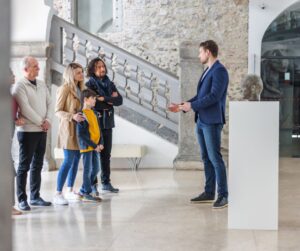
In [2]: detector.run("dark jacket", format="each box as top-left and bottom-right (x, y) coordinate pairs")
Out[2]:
(86, 75), (123, 129)
(76, 110), (103, 151)
(188, 60), (229, 124)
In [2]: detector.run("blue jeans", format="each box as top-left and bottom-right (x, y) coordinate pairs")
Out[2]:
(56, 149), (81, 192)
(196, 120), (228, 198)
(80, 151), (100, 195)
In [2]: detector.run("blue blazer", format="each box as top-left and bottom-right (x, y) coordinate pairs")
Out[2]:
(188, 60), (229, 124)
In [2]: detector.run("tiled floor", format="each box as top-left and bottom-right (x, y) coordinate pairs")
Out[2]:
(13, 158), (300, 251)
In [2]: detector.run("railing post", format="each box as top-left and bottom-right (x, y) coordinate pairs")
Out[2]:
(50, 17), (64, 64)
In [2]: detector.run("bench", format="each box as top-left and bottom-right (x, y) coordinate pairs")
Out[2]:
(54, 144), (147, 170)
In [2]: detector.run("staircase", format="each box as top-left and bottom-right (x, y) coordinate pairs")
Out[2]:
(49, 15), (180, 144)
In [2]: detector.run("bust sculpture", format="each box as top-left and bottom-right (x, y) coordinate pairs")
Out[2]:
(241, 74), (263, 101)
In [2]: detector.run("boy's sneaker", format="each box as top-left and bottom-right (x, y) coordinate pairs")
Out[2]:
(65, 191), (80, 201)
(91, 185), (100, 197)
(190, 192), (215, 203)
(102, 183), (119, 193)
(53, 194), (68, 205)
(212, 197), (228, 209)
(82, 194), (102, 202)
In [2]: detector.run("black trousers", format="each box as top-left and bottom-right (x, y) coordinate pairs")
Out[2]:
(98, 129), (113, 185)
(17, 131), (47, 202)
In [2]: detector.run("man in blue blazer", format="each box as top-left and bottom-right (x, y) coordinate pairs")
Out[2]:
(180, 40), (229, 209)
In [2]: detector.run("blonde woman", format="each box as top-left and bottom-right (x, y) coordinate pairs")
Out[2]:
(53, 63), (85, 205)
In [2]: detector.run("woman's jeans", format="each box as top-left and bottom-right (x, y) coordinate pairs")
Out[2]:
(196, 120), (228, 198)
(56, 149), (81, 192)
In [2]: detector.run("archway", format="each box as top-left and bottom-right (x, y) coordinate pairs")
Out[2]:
(261, 1), (300, 157)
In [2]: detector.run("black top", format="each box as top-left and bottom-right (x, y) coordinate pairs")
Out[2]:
(29, 79), (37, 86)
(86, 75), (123, 129)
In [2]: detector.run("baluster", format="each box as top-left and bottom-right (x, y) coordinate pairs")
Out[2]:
(75, 35), (88, 68)
(63, 29), (75, 65)
(165, 81), (171, 111)
(124, 62), (131, 79)
(126, 67), (145, 103)
(99, 48), (106, 59)
(86, 41), (100, 61)
(151, 76), (159, 111)
(111, 54), (119, 74)
(137, 69), (146, 104)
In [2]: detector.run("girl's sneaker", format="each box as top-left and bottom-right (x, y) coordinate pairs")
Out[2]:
(65, 191), (81, 201)
(53, 194), (68, 205)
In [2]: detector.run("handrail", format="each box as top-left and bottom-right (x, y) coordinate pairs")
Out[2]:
(49, 15), (180, 132)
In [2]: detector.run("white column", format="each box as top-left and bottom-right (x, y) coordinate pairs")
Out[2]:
(11, 0), (54, 42)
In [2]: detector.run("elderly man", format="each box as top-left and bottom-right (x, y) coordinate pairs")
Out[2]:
(12, 56), (52, 211)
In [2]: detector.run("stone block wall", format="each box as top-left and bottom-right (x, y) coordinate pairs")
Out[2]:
(54, 0), (248, 81)
(53, 0), (249, 156)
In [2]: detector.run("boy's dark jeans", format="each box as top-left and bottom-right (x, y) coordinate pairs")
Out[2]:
(80, 150), (100, 195)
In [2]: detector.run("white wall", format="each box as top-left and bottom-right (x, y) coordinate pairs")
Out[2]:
(112, 116), (178, 168)
(248, 0), (299, 75)
(11, 0), (53, 41)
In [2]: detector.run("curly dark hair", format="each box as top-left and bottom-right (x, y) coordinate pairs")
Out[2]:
(86, 57), (107, 77)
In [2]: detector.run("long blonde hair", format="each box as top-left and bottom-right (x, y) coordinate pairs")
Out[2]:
(62, 62), (85, 91)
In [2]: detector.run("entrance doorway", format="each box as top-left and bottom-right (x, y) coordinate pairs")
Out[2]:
(261, 2), (300, 157)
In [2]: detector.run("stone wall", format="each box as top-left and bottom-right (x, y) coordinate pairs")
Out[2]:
(54, 0), (248, 96)
(53, 0), (249, 158)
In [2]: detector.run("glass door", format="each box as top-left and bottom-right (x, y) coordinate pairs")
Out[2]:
(261, 58), (300, 157)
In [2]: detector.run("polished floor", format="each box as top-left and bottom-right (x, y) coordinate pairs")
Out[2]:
(13, 158), (300, 251)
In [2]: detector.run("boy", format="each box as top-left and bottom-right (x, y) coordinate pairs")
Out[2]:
(77, 89), (104, 202)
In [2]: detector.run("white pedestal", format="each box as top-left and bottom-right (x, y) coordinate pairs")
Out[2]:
(228, 101), (279, 230)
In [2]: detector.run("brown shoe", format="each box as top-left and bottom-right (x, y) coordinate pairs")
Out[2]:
(12, 207), (22, 215)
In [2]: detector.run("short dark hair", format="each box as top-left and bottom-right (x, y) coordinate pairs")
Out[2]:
(199, 40), (218, 58)
(81, 89), (97, 104)
(86, 57), (107, 77)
